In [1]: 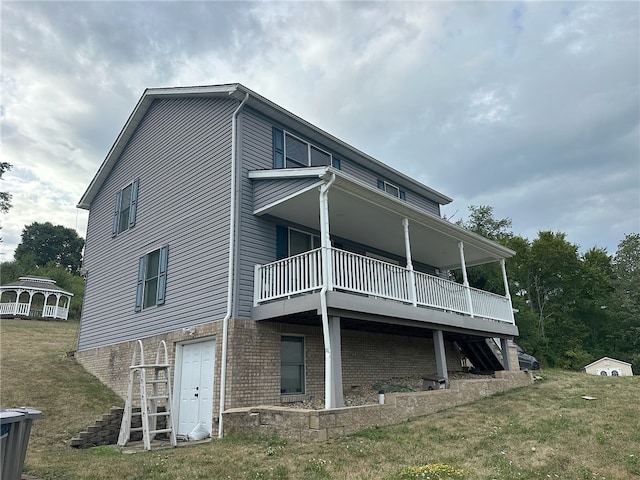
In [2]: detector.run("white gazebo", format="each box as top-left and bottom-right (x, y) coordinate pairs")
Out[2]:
(0, 276), (74, 320)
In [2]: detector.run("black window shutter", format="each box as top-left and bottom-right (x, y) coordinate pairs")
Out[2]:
(112, 191), (122, 237)
(156, 245), (169, 306)
(135, 256), (145, 312)
(377, 180), (385, 191)
(276, 225), (288, 259)
(273, 127), (284, 168)
(129, 178), (139, 228)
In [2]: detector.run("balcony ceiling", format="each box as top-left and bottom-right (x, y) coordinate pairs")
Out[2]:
(250, 168), (514, 270)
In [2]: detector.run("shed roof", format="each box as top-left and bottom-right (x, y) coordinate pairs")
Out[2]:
(583, 356), (632, 369)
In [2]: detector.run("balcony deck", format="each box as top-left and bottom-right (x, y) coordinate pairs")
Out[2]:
(254, 248), (514, 328)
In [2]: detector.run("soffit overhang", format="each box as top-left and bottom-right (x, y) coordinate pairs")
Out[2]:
(249, 167), (514, 270)
(78, 83), (451, 210)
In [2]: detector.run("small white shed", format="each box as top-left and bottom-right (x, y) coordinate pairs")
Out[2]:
(584, 357), (633, 376)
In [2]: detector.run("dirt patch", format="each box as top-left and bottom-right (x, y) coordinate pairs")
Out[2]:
(281, 372), (495, 409)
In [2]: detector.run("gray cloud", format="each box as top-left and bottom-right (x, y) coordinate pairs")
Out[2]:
(1, 1), (637, 261)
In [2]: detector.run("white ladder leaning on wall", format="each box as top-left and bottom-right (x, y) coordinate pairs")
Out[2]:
(117, 340), (177, 450)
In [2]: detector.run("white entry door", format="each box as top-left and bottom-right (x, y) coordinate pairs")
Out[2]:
(177, 339), (215, 437)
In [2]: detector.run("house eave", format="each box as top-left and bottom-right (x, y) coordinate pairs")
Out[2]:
(250, 167), (515, 267)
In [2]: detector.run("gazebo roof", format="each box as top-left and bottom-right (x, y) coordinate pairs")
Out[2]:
(0, 276), (74, 296)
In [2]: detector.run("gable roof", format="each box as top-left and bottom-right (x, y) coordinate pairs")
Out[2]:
(77, 83), (453, 209)
(583, 356), (632, 368)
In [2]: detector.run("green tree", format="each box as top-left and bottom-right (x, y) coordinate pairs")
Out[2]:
(14, 222), (85, 274)
(0, 162), (12, 214)
(455, 205), (513, 294)
(610, 234), (640, 373)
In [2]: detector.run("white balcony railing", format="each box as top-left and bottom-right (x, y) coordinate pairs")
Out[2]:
(254, 247), (514, 324)
(0, 302), (70, 320)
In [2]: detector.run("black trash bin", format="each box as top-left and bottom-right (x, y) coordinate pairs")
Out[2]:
(422, 375), (448, 391)
(1, 407), (41, 480)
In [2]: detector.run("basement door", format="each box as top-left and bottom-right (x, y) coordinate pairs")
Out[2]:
(176, 339), (215, 437)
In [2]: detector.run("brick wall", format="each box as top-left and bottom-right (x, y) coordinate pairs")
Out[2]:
(76, 316), (476, 433)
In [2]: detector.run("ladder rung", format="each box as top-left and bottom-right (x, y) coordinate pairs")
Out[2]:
(148, 412), (170, 417)
(147, 380), (169, 384)
(148, 395), (170, 401)
(130, 427), (144, 432)
(150, 428), (173, 434)
(131, 364), (170, 369)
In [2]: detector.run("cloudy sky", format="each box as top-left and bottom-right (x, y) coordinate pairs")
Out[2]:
(1, 1), (638, 261)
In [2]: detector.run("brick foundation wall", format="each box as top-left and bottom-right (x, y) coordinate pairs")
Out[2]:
(75, 316), (484, 438)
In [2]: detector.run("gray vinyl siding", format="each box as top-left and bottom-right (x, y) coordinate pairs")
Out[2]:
(250, 107), (441, 217)
(253, 177), (322, 212)
(339, 161), (440, 216)
(78, 97), (237, 350)
(234, 109), (443, 317)
(235, 110), (280, 318)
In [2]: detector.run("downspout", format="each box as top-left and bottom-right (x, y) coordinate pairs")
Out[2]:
(319, 173), (336, 409)
(458, 241), (474, 318)
(218, 91), (250, 439)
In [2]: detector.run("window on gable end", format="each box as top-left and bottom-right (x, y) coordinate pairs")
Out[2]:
(112, 179), (139, 237)
(135, 245), (169, 311)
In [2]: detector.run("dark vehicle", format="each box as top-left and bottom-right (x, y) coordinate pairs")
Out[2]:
(516, 344), (540, 370)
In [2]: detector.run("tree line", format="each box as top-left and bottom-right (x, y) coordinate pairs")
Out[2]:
(457, 205), (639, 373)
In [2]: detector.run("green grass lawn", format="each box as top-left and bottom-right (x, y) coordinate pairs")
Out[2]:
(1, 319), (639, 479)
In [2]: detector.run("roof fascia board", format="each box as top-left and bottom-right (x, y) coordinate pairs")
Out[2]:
(248, 166), (329, 180)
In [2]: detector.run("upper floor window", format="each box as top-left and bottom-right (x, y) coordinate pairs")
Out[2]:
(377, 180), (406, 201)
(112, 179), (139, 237)
(135, 245), (168, 311)
(273, 128), (340, 169)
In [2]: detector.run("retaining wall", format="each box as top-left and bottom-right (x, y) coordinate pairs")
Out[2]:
(223, 370), (533, 442)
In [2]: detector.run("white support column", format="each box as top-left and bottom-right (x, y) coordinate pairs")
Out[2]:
(402, 218), (417, 306)
(329, 316), (344, 407)
(500, 259), (515, 324)
(458, 242), (474, 318)
(319, 182), (333, 291)
(500, 338), (513, 371)
(28, 292), (34, 317)
(13, 290), (21, 315)
(319, 174), (336, 409)
(433, 330), (448, 381)
(54, 294), (61, 319)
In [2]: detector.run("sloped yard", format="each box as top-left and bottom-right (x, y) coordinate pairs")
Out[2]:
(1, 319), (638, 479)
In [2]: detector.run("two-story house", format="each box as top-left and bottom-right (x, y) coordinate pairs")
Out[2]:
(76, 83), (519, 440)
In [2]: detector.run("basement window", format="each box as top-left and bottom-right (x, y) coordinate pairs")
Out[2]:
(281, 335), (305, 395)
